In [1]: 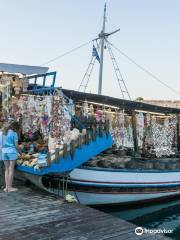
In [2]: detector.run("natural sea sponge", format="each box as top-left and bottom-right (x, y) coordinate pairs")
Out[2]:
(24, 154), (31, 160)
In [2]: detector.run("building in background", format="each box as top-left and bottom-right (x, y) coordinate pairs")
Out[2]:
(138, 99), (180, 109)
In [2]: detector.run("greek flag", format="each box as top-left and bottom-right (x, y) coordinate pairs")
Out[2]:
(92, 45), (100, 63)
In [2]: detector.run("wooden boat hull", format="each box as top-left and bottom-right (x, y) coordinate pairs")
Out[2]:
(66, 167), (180, 205)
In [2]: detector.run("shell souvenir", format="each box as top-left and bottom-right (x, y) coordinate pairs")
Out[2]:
(22, 161), (29, 166)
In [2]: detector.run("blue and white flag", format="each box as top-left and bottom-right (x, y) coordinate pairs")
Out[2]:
(92, 45), (100, 63)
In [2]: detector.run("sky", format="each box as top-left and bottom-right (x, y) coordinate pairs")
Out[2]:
(0, 0), (180, 100)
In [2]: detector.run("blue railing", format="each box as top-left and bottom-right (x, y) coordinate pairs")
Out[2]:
(27, 71), (56, 94)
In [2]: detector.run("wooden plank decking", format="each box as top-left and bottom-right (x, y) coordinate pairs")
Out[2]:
(0, 180), (171, 240)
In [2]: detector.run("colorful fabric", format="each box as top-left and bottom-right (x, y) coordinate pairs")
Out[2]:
(0, 131), (2, 161)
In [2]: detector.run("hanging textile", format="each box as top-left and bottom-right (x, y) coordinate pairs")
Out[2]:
(82, 100), (89, 117)
(89, 104), (94, 116)
(50, 94), (71, 145)
(95, 108), (103, 122)
(151, 116), (177, 157)
(110, 111), (133, 148)
(136, 112), (144, 148)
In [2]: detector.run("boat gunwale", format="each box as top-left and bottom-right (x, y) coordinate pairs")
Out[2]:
(80, 166), (180, 173)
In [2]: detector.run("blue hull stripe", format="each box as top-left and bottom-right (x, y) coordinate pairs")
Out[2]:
(71, 180), (180, 188)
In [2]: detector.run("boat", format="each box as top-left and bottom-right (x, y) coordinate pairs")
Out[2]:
(39, 89), (180, 206)
(67, 165), (180, 206)
(41, 4), (180, 206)
(1, 5), (180, 207)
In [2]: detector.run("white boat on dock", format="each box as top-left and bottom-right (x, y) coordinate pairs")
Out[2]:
(66, 166), (180, 206)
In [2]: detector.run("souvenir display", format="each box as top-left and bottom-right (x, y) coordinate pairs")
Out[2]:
(95, 108), (103, 122)
(0, 72), (179, 173)
(11, 75), (23, 95)
(89, 104), (94, 115)
(142, 113), (153, 154)
(66, 99), (75, 116)
(16, 94), (72, 168)
(102, 106), (106, 123)
(136, 112), (144, 148)
(8, 93), (179, 165)
(7, 92), (73, 169)
(40, 112), (49, 136)
(0, 82), (11, 114)
(50, 94), (71, 144)
(0, 72), (26, 96)
(48, 134), (57, 153)
(151, 116), (177, 157)
(82, 100), (88, 117)
(108, 110), (178, 157)
(111, 111), (133, 148)
(105, 108), (113, 129)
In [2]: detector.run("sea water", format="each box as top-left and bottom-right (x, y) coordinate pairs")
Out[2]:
(102, 199), (180, 239)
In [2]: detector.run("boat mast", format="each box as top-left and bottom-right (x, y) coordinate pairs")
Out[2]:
(98, 3), (106, 95)
(79, 4), (121, 96)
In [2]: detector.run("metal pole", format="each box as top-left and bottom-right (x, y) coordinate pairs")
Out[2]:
(98, 3), (106, 95)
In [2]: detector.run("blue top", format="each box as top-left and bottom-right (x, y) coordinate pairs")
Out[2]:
(0, 131), (2, 161)
(2, 130), (18, 153)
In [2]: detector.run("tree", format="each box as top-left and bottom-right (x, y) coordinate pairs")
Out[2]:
(135, 97), (144, 101)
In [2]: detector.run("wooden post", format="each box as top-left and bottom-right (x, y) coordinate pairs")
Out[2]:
(105, 120), (109, 137)
(176, 115), (180, 152)
(99, 122), (103, 137)
(63, 143), (67, 158)
(92, 126), (97, 141)
(78, 135), (82, 148)
(70, 140), (75, 159)
(131, 110), (138, 153)
(81, 132), (85, 145)
(85, 132), (90, 145)
(46, 152), (51, 167)
(55, 148), (60, 163)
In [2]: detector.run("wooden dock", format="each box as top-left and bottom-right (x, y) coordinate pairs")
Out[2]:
(0, 180), (171, 240)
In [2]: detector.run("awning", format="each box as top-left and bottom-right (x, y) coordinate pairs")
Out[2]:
(62, 88), (180, 115)
(0, 63), (49, 75)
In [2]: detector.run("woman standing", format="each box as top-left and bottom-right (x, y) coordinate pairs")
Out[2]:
(2, 121), (19, 192)
(0, 124), (3, 188)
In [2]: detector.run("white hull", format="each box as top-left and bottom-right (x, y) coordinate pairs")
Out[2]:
(65, 189), (180, 205)
(67, 167), (180, 205)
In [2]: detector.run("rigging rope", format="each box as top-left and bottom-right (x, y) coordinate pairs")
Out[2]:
(40, 40), (92, 66)
(78, 40), (101, 92)
(108, 40), (180, 97)
(106, 40), (131, 100)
